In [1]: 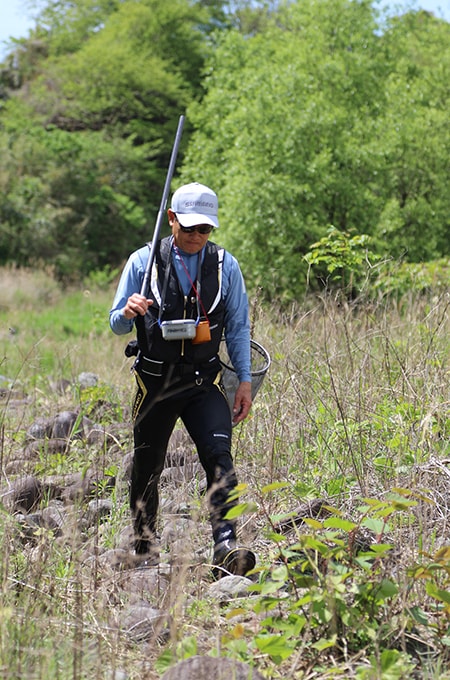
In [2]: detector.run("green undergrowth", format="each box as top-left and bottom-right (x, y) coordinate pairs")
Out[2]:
(0, 267), (126, 385)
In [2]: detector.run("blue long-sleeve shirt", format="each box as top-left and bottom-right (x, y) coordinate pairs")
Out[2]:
(109, 242), (251, 383)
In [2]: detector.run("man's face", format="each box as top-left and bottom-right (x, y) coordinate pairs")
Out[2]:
(168, 210), (213, 254)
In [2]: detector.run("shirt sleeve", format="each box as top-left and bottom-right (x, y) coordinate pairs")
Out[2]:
(222, 251), (252, 383)
(109, 247), (148, 335)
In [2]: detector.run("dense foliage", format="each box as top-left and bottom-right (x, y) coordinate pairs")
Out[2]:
(0, 0), (449, 296)
(181, 1), (450, 300)
(0, 0), (225, 280)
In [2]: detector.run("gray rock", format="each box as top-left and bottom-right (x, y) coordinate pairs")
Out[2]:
(207, 575), (254, 600)
(112, 568), (170, 602)
(96, 548), (134, 571)
(121, 452), (133, 482)
(115, 525), (135, 552)
(48, 378), (72, 395)
(160, 461), (203, 485)
(26, 411), (94, 442)
(8, 475), (44, 512)
(27, 417), (54, 440)
(120, 604), (168, 643)
(160, 518), (198, 547)
(24, 438), (70, 457)
(109, 672), (128, 680)
(160, 655), (265, 680)
(86, 425), (108, 446)
(77, 372), (99, 389)
(41, 502), (66, 527)
(16, 510), (63, 541)
(50, 411), (78, 439)
(60, 469), (115, 502)
(85, 498), (113, 525)
(167, 428), (194, 454)
(51, 411), (85, 439)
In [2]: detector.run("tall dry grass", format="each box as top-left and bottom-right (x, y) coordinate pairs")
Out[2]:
(0, 267), (448, 679)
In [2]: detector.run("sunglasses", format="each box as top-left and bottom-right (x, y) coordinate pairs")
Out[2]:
(175, 215), (213, 235)
(178, 223), (214, 235)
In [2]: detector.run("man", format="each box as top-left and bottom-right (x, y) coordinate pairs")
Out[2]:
(109, 182), (253, 575)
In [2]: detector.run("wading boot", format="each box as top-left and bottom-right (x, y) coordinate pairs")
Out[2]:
(132, 535), (160, 568)
(212, 524), (256, 579)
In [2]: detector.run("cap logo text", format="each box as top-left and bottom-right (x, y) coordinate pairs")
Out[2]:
(183, 200), (215, 209)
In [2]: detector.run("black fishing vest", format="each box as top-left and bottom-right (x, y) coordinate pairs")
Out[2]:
(135, 237), (226, 364)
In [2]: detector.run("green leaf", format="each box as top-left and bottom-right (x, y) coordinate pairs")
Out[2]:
(367, 543), (394, 555)
(303, 518), (323, 530)
(179, 635), (198, 659)
(362, 518), (388, 534)
(376, 579), (399, 599)
(269, 513), (297, 524)
(311, 635), (337, 651)
(380, 649), (403, 672)
(254, 635), (294, 661)
(262, 481), (290, 493)
(154, 648), (174, 675)
(224, 502), (258, 519)
(426, 582), (450, 604)
(323, 517), (358, 532)
(391, 487), (433, 504)
(409, 606), (429, 626)
(252, 580), (285, 597)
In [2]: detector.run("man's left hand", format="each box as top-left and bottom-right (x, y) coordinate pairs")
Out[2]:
(232, 381), (252, 425)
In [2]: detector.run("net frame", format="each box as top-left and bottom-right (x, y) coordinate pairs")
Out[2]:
(219, 339), (271, 413)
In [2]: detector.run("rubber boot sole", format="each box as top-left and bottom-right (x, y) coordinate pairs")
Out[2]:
(212, 547), (256, 579)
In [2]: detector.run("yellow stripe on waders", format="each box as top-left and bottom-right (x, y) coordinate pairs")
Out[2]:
(214, 367), (228, 401)
(132, 370), (148, 422)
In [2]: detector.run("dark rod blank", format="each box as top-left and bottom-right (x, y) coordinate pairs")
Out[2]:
(140, 114), (185, 296)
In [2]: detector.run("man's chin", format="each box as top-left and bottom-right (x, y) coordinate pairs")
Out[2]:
(183, 243), (203, 254)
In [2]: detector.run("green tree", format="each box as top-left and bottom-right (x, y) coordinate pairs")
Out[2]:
(0, 99), (149, 280)
(373, 11), (450, 261)
(180, 1), (450, 301)
(32, 0), (213, 135)
(0, 0), (224, 279)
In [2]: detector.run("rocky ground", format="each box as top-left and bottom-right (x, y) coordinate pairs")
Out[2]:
(0, 372), (274, 678)
(1, 370), (449, 679)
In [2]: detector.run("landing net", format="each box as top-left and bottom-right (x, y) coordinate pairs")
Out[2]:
(220, 339), (271, 413)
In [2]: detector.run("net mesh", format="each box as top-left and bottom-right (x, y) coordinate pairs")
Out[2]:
(220, 339), (271, 412)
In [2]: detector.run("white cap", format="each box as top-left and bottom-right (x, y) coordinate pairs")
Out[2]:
(171, 182), (219, 228)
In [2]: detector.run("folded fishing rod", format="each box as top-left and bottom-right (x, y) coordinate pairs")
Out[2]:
(140, 114), (185, 296)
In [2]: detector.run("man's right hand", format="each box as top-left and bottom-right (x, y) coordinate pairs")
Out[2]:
(123, 294), (153, 319)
